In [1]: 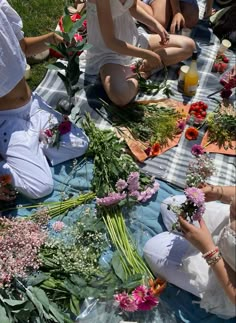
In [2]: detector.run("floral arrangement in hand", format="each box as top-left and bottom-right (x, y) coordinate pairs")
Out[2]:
(170, 187), (206, 231)
(40, 115), (71, 149)
(169, 145), (215, 231)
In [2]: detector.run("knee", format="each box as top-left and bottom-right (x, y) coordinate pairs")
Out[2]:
(182, 38), (196, 56)
(17, 177), (54, 199)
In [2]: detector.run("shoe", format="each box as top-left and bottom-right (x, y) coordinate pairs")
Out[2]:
(27, 49), (50, 65)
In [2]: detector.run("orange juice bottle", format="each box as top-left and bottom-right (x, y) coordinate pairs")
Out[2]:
(184, 51), (199, 97)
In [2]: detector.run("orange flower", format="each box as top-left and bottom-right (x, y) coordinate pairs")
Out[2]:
(149, 278), (167, 296)
(0, 174), (12, 186)
(151, 143), (161, 156)
(185, 127), (199, 140)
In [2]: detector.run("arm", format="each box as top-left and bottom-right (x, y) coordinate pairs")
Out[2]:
(130, 2), (169, 43)
(20, 32), (62, 57)
(179, 216), (236, 305)
(169, 0), (185, 33)
(201, 185), (236, 204)
(95, 0), (160, 63)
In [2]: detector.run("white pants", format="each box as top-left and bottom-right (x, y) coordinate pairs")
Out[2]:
(0, 93), (89, 199)
(143, 196), (229, 298)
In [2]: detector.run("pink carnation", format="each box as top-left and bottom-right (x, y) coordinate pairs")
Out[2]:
(114, 292), (138, 312)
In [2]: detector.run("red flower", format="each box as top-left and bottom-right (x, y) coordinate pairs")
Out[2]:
(185, 127), (199, 140)
(151, 143), (161, 156)
(58, 121), (71, 135)
(0, 174), (12, 186)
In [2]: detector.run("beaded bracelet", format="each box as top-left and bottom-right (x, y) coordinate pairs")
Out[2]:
(202, 247), (219, 259)
(206, 253), (222, 266)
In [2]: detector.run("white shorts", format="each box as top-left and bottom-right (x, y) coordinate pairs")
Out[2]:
(0, 93), (89, 199)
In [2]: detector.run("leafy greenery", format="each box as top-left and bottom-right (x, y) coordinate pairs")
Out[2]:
(206, 103), (236, 149)
(82, 115), (153, 197)
(102, 100), (184, 146)
(47, 9), (90, 113)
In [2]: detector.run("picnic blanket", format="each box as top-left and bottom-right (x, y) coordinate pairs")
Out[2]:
(14, 1), (235, 322)
(35, 0), (236, 190)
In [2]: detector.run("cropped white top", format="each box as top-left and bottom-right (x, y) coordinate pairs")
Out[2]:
(0, 0), (26, 97)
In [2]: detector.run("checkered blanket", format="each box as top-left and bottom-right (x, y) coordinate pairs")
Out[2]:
(36, 1), (236, 189)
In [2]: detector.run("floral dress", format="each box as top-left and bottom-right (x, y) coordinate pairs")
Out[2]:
(84, 0), (149, 75)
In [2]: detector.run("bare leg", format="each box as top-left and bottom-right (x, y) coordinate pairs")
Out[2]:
(137, 0), (154, 16)
(100, 64), (139, 107)
(180, 2), (199, 29)
(151, 0), (172, 29)
(148, 33), (196, 66)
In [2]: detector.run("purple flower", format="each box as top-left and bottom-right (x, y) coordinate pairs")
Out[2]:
(58, 120), (71, 135)
(96, 192), (126, 206)
(115, 179), (128, 192)
(127, 172), (140, 192)
(191, 144), (205, 156)
(177, 120), (186, 132)
(193, 205), (206, 221)
(185, 187), (205, 207)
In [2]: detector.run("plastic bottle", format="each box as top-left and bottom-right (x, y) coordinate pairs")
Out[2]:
(184, 51), (199, 97)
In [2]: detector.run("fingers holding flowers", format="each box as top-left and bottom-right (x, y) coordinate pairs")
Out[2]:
(178, 215), (215, 253)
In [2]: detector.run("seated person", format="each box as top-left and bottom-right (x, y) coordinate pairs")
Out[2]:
(0, 0), (89, 200)
(84, 0), (195, 107)
(144, 185), (236, 319)
(138, 0), (199, 33)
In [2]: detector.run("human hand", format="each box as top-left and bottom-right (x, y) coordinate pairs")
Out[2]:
(200, 184), (222, 202)
(139, 52), (162, 73)
(152, 22), (170, 45)
(178, 216), (216, 253)
(170, 13), (185, 34)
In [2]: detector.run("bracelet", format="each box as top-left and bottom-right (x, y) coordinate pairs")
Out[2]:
(206, 253), (222, 266)
(202, 247), (219, 259)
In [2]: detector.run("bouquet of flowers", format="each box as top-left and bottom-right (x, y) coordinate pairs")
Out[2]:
(40, 115), (72, 148)
(170, 187), (206, 231)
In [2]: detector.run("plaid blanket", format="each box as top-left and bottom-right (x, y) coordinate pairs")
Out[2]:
(36, 0), (236, 189)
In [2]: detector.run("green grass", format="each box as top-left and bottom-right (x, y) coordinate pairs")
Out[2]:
(9, 0), (73, 89)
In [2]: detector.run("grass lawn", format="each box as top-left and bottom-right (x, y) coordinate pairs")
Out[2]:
(9, 0), (73, 90)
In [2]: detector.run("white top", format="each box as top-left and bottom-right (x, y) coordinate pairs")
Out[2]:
(0, 0), (26, 97)
(83, 0), (149, 75)
(181, 202), (236, 319)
